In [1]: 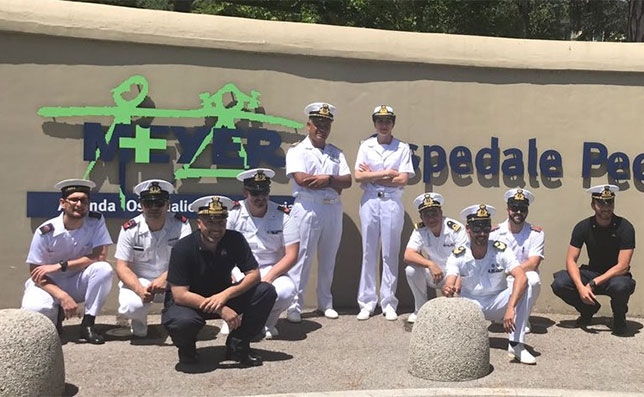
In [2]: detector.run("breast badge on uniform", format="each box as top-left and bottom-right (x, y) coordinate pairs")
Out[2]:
(39, 223), (54, 234)
(122, 219), (137, 230)
(174, 213), (188, 223)
(446, 220), (461, 232)
(493, 240), (507, 251)
(414, 222), (425, 230)
(452, 246), (466, 256)
(277, 204), (291, 215)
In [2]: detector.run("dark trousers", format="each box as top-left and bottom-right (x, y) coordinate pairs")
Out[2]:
(162, 282), (277, 351)
(551, 267), (636, 318)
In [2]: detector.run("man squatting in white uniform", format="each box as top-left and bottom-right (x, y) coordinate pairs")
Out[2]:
(225, 168), (299, 339)
(115, 179), (191, 337)
(490, 188), (544, 332)
(443, 204), (537, 365)
(404, 192), (468, 323)
(285, 102), (352, 322)
(354, 105), (415, 321)
(22, 179), (113, 344)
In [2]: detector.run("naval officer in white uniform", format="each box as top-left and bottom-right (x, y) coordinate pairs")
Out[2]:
(22, 179), (113, 344)
(404, 193), (467, 323)
(490, 188), (544, 332)
(115, 179), (191, 337)
(226, 168), (299, 339)
(443, 204), (537, 365)
(285, 102), (352, 322)
(354, 105), (415, 321)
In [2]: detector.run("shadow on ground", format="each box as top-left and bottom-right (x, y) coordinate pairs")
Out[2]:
(556, 316), (642, 337)
(174, 346), (293, 374)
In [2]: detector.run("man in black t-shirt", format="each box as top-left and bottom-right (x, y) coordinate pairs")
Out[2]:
(551, 185), (636, 335)
(162, 195), (276, 366)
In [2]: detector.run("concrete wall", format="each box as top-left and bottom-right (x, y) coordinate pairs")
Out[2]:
(1, 0), (643, 316)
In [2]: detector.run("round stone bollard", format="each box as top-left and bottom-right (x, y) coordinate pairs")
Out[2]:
(0, 309), (65, 396)
(408, 297), (490, 381)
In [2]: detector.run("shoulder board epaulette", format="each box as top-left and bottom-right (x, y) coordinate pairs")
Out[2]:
(174, 213), (188, 223)
(414, 222), (425, 230)
(39, 223), (54, 234)
(277, 205), (291, 215)
(452, 246), (466, 256)
(88, 211), (102, 219)
(122, 219), (137, 230)
(446, 220), (461, 232)
(493, 240), (507, 251)
(531, 225), (543, 232)
(490, 224), (500, 232)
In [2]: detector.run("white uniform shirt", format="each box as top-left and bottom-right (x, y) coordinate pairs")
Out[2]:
(227, 200), (299, 267)
(490, 220), (545, 264)
(26, 211), (113, 281)
(354, 136), (415, 195)
(406, 217), (468, 271)
(285, 136), (351, 200)
(115, 213), (191, 279)
(445, 241), (520, 297)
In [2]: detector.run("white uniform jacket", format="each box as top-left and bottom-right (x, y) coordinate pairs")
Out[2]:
(406, 217), (468, 270)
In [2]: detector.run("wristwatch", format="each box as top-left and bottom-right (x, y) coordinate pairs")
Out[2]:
(588, 279), (597, 290)
(59, 260), (68, 272)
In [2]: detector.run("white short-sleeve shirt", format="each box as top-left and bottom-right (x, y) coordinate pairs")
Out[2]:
(285, 136), (351, 200)
(227, 200), (300, 267)
(445, 241), (520, 297)
(115, 212), (192, 279)
(26, 211), (113, 281)
(354, 136), (415, 195)
(406, 217), (468, 271)
(489, 219), (545, 264)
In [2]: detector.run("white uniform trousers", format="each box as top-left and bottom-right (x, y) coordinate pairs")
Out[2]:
(461, 284), (535, 344)
(357, 194), (404, 312)
(405, 264), (446, 314)
(287, 198), (343, 314)
(260, 266), (296, 328)
(507, 271), (541, 317)
(118, 278), (164, 327)
(21, 261), (113, 323)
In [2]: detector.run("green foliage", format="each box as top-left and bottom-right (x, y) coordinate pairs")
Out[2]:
(68, 0), (632, 41)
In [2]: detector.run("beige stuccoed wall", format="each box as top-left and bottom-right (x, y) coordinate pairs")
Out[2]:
(1, 0), (643, 316)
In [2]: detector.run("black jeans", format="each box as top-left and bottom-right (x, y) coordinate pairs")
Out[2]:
(551, 266), (636, 318)
(162, 282), (277, 350)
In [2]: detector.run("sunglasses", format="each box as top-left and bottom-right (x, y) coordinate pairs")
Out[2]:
(141, 200), (167, 208)
(509, 205), (528, 213)
(249, 190), (270, 197)
(470, 224), (491, 233)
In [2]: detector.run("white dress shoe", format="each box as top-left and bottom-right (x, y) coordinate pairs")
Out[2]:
(264, 326), (279, 339)
(324, 308), (339, 319)
(407, 313), (418, 323)
(508, 343), (536, 365)
(130, 319), (148, 337)
(384, 308), (398, 321)
(286, 311), (302, 323)
(356, 309), (371, 321)
(220, 321), (230, 335)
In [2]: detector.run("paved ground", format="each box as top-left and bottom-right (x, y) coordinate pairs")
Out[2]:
(58, 310), (644, 396)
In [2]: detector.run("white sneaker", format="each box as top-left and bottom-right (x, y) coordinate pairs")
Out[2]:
(220, 321), (230, 335)
(384, 307), (398, 321)
(525, 320), (532, 334)
(407, 313), (418, 323)
(356, 309), (371, 321)
(324, 308), (339, 319)
(131, 319), (148, 337)
(265, 326), (279, 339)
(286, 311), (302, 323)
(508, 343), (536, 365)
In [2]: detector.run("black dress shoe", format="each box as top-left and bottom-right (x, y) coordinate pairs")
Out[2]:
(79, 325), (105, 344)
(575, 314), (593, 327)
(224, 347), (263, 366)
(178, 347), (199, 365)
(612, 317), (627, 336)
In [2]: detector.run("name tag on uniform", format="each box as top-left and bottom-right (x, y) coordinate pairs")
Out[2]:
(488, 264), (504, 273)
(443, 242), (455, 247)
(267, 230), (283, 235)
